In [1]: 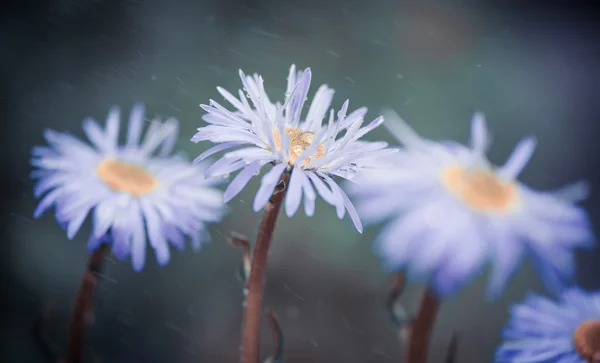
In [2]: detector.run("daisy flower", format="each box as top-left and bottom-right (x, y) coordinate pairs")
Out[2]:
(31, 104), (226, 271)
(496, 287), (600, 362)
(191, 64), (395, 233)
(347, 109), (594, 297)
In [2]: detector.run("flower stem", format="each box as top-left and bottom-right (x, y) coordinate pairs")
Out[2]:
(406, 288), (441, 363)
(65, 243), (109, 363)
(406, 290), (440, 363)
(240, 171), (289, 363)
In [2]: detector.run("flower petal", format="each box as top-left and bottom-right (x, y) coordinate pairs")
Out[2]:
(127, 103), (145, 147)
(497, 136), (537, 180)
(104, 106), (121, 150)
(140, 198), (170, 266)
(193, 142), (244, 164)
(307, 172), (336, 205)
(381, 108), (425, 148)
(285, 166), (304, 217)
(130, 201), (147, 272)
(253, 163), (287, 212)
(470, 112), (489, 155)
(224, 161), (265, 202)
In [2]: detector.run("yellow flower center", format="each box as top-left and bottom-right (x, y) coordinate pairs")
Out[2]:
(97, 159), (157, 196)
(441, 165), (518, 212)
(272, 127), (325, 167)
(574, 320), (600, 362)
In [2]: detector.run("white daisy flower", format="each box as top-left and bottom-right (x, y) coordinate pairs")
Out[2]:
(191, 65), (396, 233)
(347, 109), (594, 297)
(31, 104), (226, 271)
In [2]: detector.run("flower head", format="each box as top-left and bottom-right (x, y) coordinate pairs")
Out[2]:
(496, 288), (600, 362)
(31, 104), (226, 271)
(347, 110), (594, 297)
(191, 65), (395, 233)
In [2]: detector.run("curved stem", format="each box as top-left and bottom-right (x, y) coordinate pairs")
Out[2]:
(240, 171), (289, 363)
(65, 243), (109, 363)
(265, 310), (285, 363)
(406, 288), (441, 363)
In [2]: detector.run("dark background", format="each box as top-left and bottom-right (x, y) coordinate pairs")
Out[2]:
(2, 0), (600, 362)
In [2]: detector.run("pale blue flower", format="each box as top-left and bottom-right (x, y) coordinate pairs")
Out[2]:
(496, 288), (600, 362)
(347, 110), (594, 297)
(31, 104), (226, 271)
(192, 65), (396, 233)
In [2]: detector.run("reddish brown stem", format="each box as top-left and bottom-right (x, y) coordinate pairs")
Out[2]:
(239, 171), (289, 363)
(65, 243), (109, 363)
(406, 289), (441, 363)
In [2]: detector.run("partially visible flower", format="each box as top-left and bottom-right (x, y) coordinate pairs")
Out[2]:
(31, 104), (226, 271)
(347, 110), (594, 297)
(496, 288), (600, 362)
(191, 64), (396, 233)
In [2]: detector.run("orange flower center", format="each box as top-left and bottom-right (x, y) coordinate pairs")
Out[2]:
(441, 165), (518, 212)
(97, 159), (157, 196)
(574, 320), (600, 362)
(272, 127), (325, 167)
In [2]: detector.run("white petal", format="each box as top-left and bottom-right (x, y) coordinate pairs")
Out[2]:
(253, 163), (287, 212)
(381, 108), (424, 148)
(104, 106), (121, 150)
(470, 111), (489, 154)
(497, 136), (537, 180)
(127, 103), (145, 147)
(285, 166), (304, 217)
(224, 161), (265, 202)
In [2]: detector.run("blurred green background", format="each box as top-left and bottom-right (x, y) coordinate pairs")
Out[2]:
(2, 0), (600, 362)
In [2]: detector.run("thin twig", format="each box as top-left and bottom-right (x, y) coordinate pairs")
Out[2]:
(240, 171), (289, 363)
(65, 243), (110, 363)
(406, 289), (441, 363)
(264, 310), (285, 363)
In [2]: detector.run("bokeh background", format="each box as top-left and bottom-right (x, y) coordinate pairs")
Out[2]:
(2, 0), (600, 362)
